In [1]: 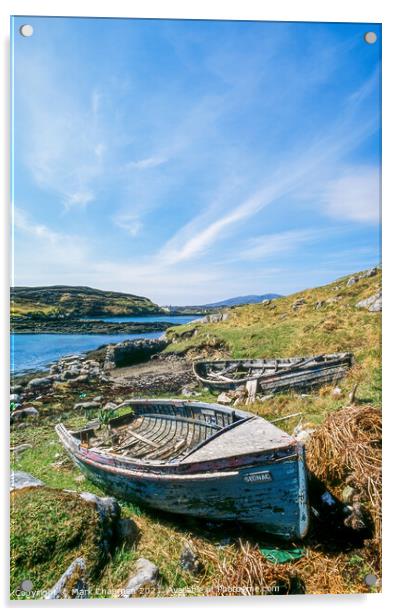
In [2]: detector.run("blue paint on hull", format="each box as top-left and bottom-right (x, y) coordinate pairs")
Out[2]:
(71, 451), (308, 540)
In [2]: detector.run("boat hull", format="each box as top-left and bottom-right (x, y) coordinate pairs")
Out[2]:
(56, 424), (309, 540)
(194, 354), (353, 393)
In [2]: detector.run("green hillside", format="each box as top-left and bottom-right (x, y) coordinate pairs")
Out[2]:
(165, 267), (381, 424)
(11, 285), (163, 318)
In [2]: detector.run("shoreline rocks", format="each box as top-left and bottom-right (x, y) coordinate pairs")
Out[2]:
(11, 318), (173, 335)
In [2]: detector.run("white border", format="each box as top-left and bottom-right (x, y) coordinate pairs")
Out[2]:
(1, 1), (397, 614)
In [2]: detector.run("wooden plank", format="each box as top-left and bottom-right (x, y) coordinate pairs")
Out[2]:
(126, 429), (159, 447)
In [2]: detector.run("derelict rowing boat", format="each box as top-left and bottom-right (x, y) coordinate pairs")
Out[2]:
(56, 399), (309, 540)
(193, 353), (353, 394)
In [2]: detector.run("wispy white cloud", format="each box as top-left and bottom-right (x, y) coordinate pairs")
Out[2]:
(112, 213), (143, 237)
(240, 229), (320, 260)
(157, 71), (380, 266)
(126, 156), (168, 170)
(15, 50), (110, 211)
(65, 190), (95, 209)
(159, 184), (283, 264)
(323, 166), (380, 223)
(13, 208), (61, 244)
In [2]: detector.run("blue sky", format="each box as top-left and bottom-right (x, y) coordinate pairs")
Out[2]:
(11, 17), (381, 304)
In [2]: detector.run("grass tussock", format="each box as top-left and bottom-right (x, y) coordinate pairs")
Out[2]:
(10, 487), (106, 595)
(306, 405), (382, 555)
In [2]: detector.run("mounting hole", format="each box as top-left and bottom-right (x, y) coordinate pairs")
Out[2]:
(364, 573), (378, 587)
(364, 31), (377, 44)
(19, 24), (34, 37)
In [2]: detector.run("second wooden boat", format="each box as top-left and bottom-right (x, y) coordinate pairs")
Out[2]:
(193, 353), (353, 394)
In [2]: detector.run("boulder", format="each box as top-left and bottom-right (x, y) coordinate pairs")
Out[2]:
(10, 393), (20, 403)
(27, 376), (53, 390)
(356, 290), (382, 312)
(78, 492), (121, 525)
(45, 557), (87, 600)
(10, 384), (23, 394)
(10, 470), (44, 491)
(199, 311), (229, 324)
(71, 374), (90, 383)
(60, 369), (81, 381)
(120, 558), (159, 598)
(10, 406), (39, 423)
(74, 401), (101, 411)
(10, 443), (33, 456)
(363, 267), (378, 278)
(331, 386), (343, 399)
(347, 276), (359, 287)
(294, 429), (314, 444)
(179, 543), (203, 574)
(292, 298), (306, 310)
(293, 423), (314, 444)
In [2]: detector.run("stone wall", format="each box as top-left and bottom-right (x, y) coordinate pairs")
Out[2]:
(104, 338), (167, 370)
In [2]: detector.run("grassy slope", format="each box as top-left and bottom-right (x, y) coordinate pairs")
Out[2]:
(10, 269), (381, 597)
(11, 286), (161, 318)
(165, 268), (381, 432)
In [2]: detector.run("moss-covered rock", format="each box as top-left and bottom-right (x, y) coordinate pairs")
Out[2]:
(10, 487), (116, 598)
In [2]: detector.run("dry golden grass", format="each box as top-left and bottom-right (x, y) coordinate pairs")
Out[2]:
(306, 405), (382, 556)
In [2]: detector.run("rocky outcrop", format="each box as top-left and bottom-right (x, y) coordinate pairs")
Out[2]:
(199, 312), (230, 323)
(78, 492), (121, 524)
(27, 376), (54, 390)
(347, 267), (379, 287)
(292, 298), (306, 310)
(104, 338), (167, 370)
(74, 401), (101, 411)
(10, 406), (39, 423)
(356, 290), (382, 312)
(10, 443), (33, 456)
(10, 470), (44, 491)
(44, 557), (87, 600)
(120, 558), (159, 598)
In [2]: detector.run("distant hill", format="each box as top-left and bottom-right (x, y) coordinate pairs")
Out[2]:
(204, 293), (282, 308)
(11, 285), (162, 318)
(167, 293), (283, 313)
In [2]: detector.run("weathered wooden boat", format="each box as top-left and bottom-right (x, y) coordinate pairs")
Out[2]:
(56, 399), (309, 540)
(193, 353), (353, 395)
